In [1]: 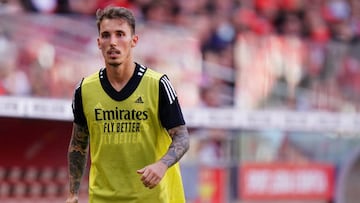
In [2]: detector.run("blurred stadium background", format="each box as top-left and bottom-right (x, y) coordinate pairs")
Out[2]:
(1, 0), (360, 202)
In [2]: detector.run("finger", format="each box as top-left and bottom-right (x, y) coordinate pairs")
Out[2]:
(143, 173), (154, 186)
(141, 168), (151, 182)
(148, 177), (161, 189)
(147, 173), (158, 185)
(137, 168), (145, 174)
(143, 172), (158, 188)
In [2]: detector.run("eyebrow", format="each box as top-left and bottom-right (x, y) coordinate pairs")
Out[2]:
(100, 30), (126, 34)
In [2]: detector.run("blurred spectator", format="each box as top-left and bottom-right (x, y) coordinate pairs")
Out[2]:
(233, 9), (279, 109)
(299, 8), (331, 110)
(200, 78), (231, 107)
(97, 0), (133, 9)
(28, 61), (51, 97)
(21, 0), (59, 13)
(0, 35), (31, 96)
(319, 0), (358, 110)
(303, 7), (329, 81)
(255, 0), (280, 24)
(0, 0), (359, 111)
(141, 0), (175, 24)
(194, 127), (233, 166)
(134, 23), (202, 107)
(197, 135), (224, 165)
(67, 0), (98, 15)
(277, 12), (306, 108)
(202, 15), (236, 53)
(0, 0), (24, 13)
(349, 0), (360, 36)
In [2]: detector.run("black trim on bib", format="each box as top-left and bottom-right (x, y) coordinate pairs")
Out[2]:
(100, 63), (146, 101)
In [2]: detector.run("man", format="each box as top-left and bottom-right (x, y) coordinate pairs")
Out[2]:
(65, 6), (190, 203)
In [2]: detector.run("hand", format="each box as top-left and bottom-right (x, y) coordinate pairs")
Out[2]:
(137, 161), (168, 189)
(65, 194), (79, 203)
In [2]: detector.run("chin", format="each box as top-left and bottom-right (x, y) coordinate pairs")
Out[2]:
(108, 62), (121, 67)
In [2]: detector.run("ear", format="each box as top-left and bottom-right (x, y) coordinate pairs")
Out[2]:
(131, 35), (138, 48)
(97, 37), (101, 49)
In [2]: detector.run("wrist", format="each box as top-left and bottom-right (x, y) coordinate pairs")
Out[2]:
(69, 190), (79, 197)
(159, 159), (170, 168)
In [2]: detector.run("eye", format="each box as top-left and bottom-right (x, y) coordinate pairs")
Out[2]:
(116, 31), (125, 37)
(101, 32), (110, 39)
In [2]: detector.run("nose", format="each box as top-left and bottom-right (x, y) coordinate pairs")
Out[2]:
(110, 34), (117, 46)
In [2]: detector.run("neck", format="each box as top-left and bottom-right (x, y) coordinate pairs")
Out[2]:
(106, 61), (135, 92)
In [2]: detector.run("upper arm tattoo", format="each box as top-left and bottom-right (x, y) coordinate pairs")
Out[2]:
(68, 123), (89, 195)
(160, 125), (190, 167)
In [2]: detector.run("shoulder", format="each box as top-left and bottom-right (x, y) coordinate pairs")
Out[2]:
(138, 63), (164, 80)
(82, 69), (103, 86)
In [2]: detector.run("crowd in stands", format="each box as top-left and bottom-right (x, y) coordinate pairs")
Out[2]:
(0, 0), (360, 112)
(1, 1), (359, 201)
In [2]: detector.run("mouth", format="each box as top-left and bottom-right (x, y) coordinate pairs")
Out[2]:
(107, 49), (120, 58)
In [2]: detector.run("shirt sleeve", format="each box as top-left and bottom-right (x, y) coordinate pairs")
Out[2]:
(159, 75), (186, 130)
(72, 79), (87, 127)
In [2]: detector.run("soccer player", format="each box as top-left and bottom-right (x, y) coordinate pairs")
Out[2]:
(65, 6), (190, 203)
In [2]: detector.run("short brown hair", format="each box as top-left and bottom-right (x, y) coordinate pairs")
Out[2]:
(96, 6), (136, 35)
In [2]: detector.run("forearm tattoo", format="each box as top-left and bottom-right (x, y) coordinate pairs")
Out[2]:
(161, 125), (190, 167)
(68, 123), (89, 195)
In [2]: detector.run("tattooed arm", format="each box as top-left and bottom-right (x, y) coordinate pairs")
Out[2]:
(137, 125), (189, 189)
(160, 125), (190, 167)
(137, 75), (190, 188)
(66, 123), (89, 203)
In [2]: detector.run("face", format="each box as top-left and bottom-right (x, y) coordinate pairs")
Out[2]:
(97, 18), (138, 68)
